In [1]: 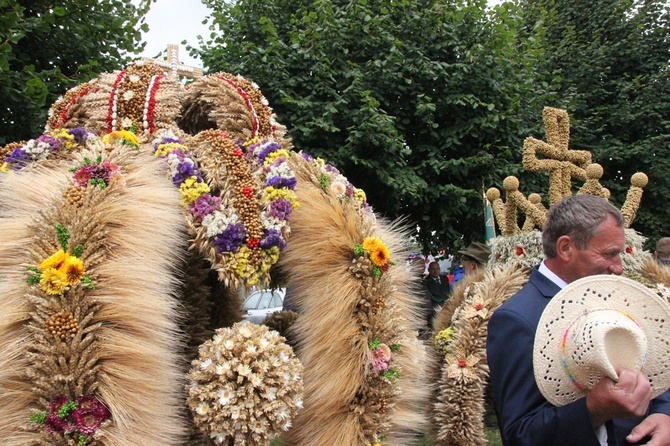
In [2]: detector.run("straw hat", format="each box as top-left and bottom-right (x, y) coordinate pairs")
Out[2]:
(458, 242), (491, 265)
(533, 275), (670, 407)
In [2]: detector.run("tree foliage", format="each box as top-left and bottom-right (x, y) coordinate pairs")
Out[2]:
(195, 0), (543, 253)
(521, 0), (670, 246)
(0, 0), (153, 144)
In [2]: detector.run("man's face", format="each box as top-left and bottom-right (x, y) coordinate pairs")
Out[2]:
(566, 216), (625, 283)
(428, 263), (440, 277)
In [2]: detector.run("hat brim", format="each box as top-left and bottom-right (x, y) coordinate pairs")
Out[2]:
(533, 275), (670, 407)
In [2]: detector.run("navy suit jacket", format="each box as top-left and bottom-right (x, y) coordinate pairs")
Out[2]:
(487, 267), (670, 446)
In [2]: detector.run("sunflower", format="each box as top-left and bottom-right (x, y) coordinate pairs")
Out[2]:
(369, 245), (391, 268)
(40, 249), (66, 270)
(40, 268), (68, 295)
(362, 237), (383, 252)
(59, 255), (85, 285)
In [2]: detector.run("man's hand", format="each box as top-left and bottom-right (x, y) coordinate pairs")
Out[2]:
(626, 413), (670, 445)
(586, 369), (653, 427)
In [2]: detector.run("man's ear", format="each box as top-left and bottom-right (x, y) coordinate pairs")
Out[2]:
(555, 235), (573, 262)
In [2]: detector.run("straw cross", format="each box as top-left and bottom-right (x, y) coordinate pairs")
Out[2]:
(142, 43), (203, 80)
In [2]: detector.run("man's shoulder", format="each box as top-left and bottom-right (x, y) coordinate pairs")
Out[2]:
(494, 268), (555, 319)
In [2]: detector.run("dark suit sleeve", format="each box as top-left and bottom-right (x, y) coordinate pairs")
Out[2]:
(650, 390), (670, 416)
(487, 306), (602, 446)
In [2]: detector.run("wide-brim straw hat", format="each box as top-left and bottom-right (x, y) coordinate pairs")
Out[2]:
(458, 242), (491, 265)
(533, 275), (670, 407)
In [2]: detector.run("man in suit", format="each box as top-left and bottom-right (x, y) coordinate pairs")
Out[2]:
(487, 194), (670, 445)
(425, 261), (449, 328)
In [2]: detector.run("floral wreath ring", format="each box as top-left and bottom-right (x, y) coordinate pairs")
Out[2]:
(152, 128), (298, 288)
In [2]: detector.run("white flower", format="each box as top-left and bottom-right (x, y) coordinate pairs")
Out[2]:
(238, 322), (253, 338)
(330, 180), (347, 197)
(265, 387), (277, 401)
(279, 351), (290, 363)
(121, 117), (134, 129)
(277, 404), (289, 420)
(195, 402), (209, 415)
(210, 431), (227, 444)
(246, 343), (257, 354)
(251, 420), (267, 434)
(254, 359), (269, 373)
(249, 373), (262, 387)
(294, 396), (303, 409)
(223, 339), (235, 351)
(269, 355), (282, 367)
(282, 419), (292, 431)
(200, 359), (213, 371)
(122, 89), (135, 101)
(215, 362), (231, 375)
(282, 371), (291, 383)
(258, 337), (270, 349)
(128, 74), (141, 83)
(218, 388), (233, 406)
(237, 364), (252, 376)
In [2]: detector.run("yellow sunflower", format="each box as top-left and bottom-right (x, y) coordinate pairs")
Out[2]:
(40, 268), (68, 295)
(59, 255), (85, 285)
(362, 237), (383, 252)
(369, 245), (391, 268)
(40, 249), (66, 271)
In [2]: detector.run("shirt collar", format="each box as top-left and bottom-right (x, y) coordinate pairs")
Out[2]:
(538, 260), (569, 290)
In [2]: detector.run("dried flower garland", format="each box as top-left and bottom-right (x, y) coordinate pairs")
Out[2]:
(26, 224), (96, 296)
(488, 230), (544, 270)
(187, 321), (303, 445)
(29, 394), (111, 444)
(153, 129), (297, 287)
(368, 338), (401, 381)
(1, 128), (91, 172)
(431, 267), (530, 446)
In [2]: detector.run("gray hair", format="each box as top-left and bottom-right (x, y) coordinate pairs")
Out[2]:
(542, 195), (624, 258)
(656, 237), (670, 258)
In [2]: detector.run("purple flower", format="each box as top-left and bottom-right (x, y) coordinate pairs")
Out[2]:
(268, 199), (293, 220)
(266, 176), (297, 190)
(71, 395), (111, 435)
(5, 148), (30, 169)
(259, 228), (286, 250)
(213, 223), (246, 253)
(172, 160), (201, 186)
(301, 152), (313, 161)
(68, 128), (89, 143)
(44, 395), (75, 434)
(189, 194), (222, 219)
(36, 135), (63, 152)
(255, 141), (282, 164)
(325, 164), (340, 175)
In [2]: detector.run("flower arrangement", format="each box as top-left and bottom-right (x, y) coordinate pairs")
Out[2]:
(301, 152), (370, 207)
(434, 327), (455, 356)
(1, 128), (90, 172)
(368, 339), (401, 381)
(71, 156), (121, 189)
(187, 321), (303, 445)
(153, 129), (297, 287)
(26, 224), (95, 296)
(29, 394), (111, 445)
(354, 237), (394, 277)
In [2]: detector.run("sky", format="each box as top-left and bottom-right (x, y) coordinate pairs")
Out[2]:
(139, 0), (505, 70)
(139, 0), (212, 69)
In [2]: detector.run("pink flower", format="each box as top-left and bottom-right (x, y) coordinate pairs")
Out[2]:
(370, 343), (392, 374)
(73, 166), (92, 186)
(71, 395), (111, 435)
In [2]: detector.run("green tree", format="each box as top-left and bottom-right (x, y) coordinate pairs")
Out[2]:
(195, 0), (541, 252)
(0, 0), (153, 144)
(521, 0), (670, 246)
